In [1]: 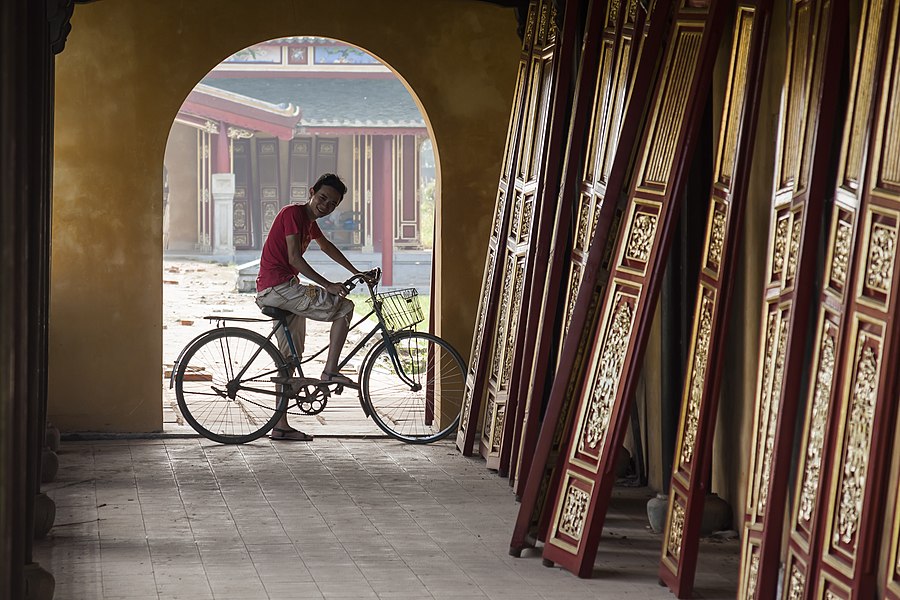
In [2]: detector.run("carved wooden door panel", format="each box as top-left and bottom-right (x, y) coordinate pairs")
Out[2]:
(779, 1), (891, 597)
(479, 2), (562, 470)
(456, 0), (542, 455)
(511, 0), (672, 554)
(658, 2), (772, 597)
(735, 1), (848, 597)
(231, 137), (254, 250)
(540, 0), (728, 578)
(257, 139), (282, 241)
(289, 137), (313, 203)
(510, 0), (645, 495)
(803, 2), (900, 595)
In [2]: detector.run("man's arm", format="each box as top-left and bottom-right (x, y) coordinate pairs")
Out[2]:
(286, 234), (346, 297)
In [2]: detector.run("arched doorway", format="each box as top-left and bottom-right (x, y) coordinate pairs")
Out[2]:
(161, 36), (440, 435)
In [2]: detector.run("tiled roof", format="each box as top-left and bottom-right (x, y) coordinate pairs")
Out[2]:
(202, 77), (425, 129)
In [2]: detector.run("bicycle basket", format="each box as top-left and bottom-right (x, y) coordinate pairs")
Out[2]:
(368, 288), (423, 331)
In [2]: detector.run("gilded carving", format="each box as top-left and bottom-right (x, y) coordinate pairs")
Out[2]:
(509, 199), (522, 241)
(627, 0), (638, 21)
(788, 566), (805, 600)
(233, 204), (247, 230)
(707, 210), (726, 268)
(626, 213), (658, 263)
(772, 216), (790, 277)
(831, 221), (852, 286)
(865, 223), (896, 293)
(502, 261), (527, 385)
(491, 402), (506, 453)
(787, 215), (802, 280)
(747, 552), (760, 598)
(559, 483), (590, 540)
(490, 258), (516, 380)
(824, 592), (841, 600)
(667, 503), (685, 559)
(759, 316), (787, 513)
(520, 199), (534, 241)
(798, 334), (836, 524)
(460, 388), (472, 430)
(581, 299), (634, 452)
(576, 203), (590, 251)
(645, 31), (702, 185)
(680, 294), (713, 468)
(226, 126), (253, 139)
(835, 342), (879, 545)
(482, 395), (495, 444)
(564, 265), (583, 336)
(608, 0), (620, 26)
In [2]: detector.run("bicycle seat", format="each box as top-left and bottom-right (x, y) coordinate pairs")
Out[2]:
(261, 306), (291, 320)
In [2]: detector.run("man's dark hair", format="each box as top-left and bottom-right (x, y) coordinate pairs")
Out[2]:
(313, 173), (347, 200)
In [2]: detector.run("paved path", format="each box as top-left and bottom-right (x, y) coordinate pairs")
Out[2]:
(36, 438), (740, 599)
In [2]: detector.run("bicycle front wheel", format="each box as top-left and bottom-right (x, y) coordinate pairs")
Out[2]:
(361, 331), (466, 443)
(174, 327), (289, 444)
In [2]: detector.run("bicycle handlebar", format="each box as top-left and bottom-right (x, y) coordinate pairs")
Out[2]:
(343, 268), (381, 292)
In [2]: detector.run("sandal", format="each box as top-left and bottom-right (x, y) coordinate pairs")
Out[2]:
(270, 427), (314, 442)
(321, 371), (356, 387)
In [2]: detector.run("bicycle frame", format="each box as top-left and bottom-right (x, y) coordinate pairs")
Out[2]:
(169, 274), (422, 398)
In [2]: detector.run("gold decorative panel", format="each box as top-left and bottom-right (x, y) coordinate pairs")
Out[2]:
(844, 0), (884, 184)
(788, 565), (805, 599)
(667, 502), (686, 559)
(579, 297), (634, 453)
(625, 212), (658, 262)
(558, 483), (590, 540)
(864, 222), (896, 293)
(707, 207), (727, 270)
(772, 213), (791, 279)
(831, 220), (852, 287)
(643, 29), (703, 186)
(717, 9), (755, 182)
(780, 2), (811, 189)
(786, 212), (803, 281)
(679, 292), (713, 469)
(797, 332), (836, 524)
(756, 311), (788, 515)
(833, 338), (879, 547)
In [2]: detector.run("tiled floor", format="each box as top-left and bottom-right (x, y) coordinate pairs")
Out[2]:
(35, 439), (739, 599)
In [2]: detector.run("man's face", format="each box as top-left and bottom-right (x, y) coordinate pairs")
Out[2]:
(308, 185), (342, 218)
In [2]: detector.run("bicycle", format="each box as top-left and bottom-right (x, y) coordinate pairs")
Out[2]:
(169, 268), (466, 445)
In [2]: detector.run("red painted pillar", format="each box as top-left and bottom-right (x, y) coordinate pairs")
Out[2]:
(215, 122), (230, 173)
(380, 136), (393, 286)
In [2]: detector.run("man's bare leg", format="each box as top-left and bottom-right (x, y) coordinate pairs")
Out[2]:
(322, 315), (352, 384)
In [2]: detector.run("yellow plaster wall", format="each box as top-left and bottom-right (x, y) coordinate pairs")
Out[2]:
(51, 0), (520, 431)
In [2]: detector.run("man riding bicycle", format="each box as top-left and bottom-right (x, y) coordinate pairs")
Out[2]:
(255, 173), (373, 441)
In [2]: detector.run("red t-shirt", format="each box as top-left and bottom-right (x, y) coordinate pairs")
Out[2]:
(256, 204), (323, 291)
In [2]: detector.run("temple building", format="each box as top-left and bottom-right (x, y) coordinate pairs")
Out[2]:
(165, 37), (431, 255)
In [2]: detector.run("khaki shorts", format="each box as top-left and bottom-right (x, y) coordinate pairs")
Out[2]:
(256, 279), (354, 359)
(256, 280), (353, 322)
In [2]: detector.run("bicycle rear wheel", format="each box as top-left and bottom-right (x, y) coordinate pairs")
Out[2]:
(174, 327), (289, 444)
(361, 331), (466, 443)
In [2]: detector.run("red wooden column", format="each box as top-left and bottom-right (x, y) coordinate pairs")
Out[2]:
(658, 1), (772, 596)
(539, 0), (728, 578)
(735, 0), (848, 596)
(510, 0), (670, 554)
(215, 121), (230, 173)
(781, 0), (892, 597)
(379, 135), (393, 286)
